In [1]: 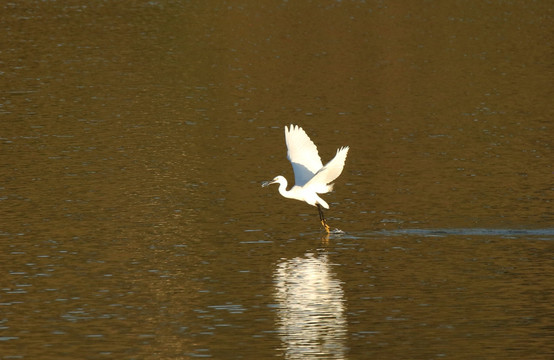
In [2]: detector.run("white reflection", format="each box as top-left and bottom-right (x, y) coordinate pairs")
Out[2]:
(274, 253), (347, 359)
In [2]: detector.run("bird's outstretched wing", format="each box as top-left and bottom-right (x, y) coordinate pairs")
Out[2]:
(285, 125), (323, 186)
(306, 146), (349, 190)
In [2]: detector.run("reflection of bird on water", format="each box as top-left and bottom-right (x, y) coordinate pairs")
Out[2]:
(274, 253), (347, 359)
(262, 125), (349, 233)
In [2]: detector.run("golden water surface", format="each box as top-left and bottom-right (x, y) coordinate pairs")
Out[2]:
(1, 1), (552, 359)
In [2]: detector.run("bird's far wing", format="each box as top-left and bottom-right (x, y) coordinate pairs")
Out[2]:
(285, 125), (323, 186)
(306, 146), (349, 189)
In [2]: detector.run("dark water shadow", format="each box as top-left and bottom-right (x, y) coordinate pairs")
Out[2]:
(332, 228), (554, 240)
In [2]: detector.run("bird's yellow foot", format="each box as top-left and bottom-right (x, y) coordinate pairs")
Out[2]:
(321, 220), (330, 234)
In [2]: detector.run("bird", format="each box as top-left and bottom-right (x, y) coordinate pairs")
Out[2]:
(262, 124), (349, 233)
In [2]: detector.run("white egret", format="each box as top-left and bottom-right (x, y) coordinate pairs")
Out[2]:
(262, 124), (349, 233)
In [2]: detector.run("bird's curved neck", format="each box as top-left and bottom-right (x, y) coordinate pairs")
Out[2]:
(277, 178), (293, 198)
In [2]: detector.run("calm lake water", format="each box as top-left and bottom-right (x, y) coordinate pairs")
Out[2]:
(1, 1), (552, 359)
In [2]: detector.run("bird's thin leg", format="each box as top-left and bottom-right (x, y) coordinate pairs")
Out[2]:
(317, 204), (330, 233)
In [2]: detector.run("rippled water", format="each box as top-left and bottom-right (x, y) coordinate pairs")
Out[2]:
(1, 1), (552, 359)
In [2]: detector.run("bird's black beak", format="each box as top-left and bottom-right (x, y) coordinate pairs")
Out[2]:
(261, 179), (275, 187)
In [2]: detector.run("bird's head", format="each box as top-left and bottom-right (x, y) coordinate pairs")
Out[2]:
(261, 175), (286, 188)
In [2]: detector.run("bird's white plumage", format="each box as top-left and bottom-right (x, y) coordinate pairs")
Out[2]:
(306, 146), (349, 191)
(285, 125), (323, 187)
(263, 124), (349, 210)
